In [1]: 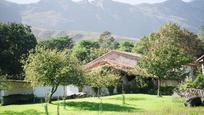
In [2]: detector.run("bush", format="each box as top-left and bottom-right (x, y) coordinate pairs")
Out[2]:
(178, 74), (204, 91)
(116, 77), (155, 94)
(1, 94), (34, 105)
(178, 79), (195, 91)
(160, 86), (176, 95)
(193, 74), (204, 89)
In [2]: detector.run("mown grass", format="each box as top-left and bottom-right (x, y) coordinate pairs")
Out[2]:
(0, 94), (203, 115)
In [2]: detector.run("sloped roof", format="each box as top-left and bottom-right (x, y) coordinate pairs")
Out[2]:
(84, 50), (141, 71)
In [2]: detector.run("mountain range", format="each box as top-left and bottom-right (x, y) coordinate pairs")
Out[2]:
(0, 0), (204, 40)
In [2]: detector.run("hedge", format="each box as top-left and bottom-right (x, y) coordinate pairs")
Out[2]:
(1, 94), (34, 105)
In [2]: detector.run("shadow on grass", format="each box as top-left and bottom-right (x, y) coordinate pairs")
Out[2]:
(62, 101), (140, 112)
(0, 109), (43, 115)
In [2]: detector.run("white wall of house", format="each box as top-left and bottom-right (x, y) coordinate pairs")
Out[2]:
(33, 86), (64, 98)
(33, 85), (80, 98)
(66, 85), (79, 96)
(83, 86), (96, 96)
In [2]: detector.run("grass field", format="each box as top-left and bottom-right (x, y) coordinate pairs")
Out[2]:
(0, 94), (203, 115)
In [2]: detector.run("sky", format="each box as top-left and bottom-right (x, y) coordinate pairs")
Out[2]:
(6, 0), (193, 5)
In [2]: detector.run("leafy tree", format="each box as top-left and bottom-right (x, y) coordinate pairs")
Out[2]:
(89, 48), (110, 61)
(119, 41), (134, 52)
(72, 39), (105, 63)
(85, 66), (119, 111)
(23, 48), (84, 103)
(38, 36), (73, 50)
(0, 23), (37, 80)
(134, 22), (204, 58)
(133, 33), (159, 54)
(99, 31), (119, 49)
(138, 45), (192, 96)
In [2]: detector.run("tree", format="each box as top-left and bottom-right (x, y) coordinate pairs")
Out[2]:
(138, 45), (192, 96)
(134, 22), (204, 58)
(119, 41), (134, 52)
(0, 23), (37, 79)
(38, 36), (73, 50)
(99, 31), (119, 49)
(72, 39), (104, 63)
(23, 48), (84, 103)
(85, 66), (119, 111)
(133, 33), (159, 54)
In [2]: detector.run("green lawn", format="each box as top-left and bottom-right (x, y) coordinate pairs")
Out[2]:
(0, 94), (203, 115)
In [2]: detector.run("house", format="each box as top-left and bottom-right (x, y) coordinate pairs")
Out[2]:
(84, 50), (180, 90)
(83, 50), (143, 95)
(84, 50), (141, 71)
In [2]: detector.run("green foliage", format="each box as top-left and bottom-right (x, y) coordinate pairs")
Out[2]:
(139, 45), (192, 96)
(193, 74), (204, 89)
(85, 66), (119, 88)
(139, 45), (192, 80)
(133, 33), (159, 54)
(160, 86), (176, 95)
(178, 79), (195, 90)
(1, 94), (34, 105)
(134, 22), (204, 58)
(0, 71), (6, 90)
(23, 48), (84, 102)
(119, 41), (134, 52)
(0, 23), (37, 79)
(38, 36), (73, 50)
(89, 48), (110, 61)
(178, 74), (204, 90)
(99, 31), (119, 49)
(72, 39), (109, 63)
(134, 77), (155, 93)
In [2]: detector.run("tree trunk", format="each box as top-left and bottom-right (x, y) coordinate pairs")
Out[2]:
(44, 103), (49, 115)
(122, 83), (125, 105)
(63, 86), (66, 109)
(48, 86), (58, 103)
(157, 78), (161, 97)
(97, 88), (103, 112)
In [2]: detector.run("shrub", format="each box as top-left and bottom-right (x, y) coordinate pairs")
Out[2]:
(160, 86), (176, 95)
(178, 79), (195, 91)
(1, 94), (34, 105)
(193, 74), (204, 89)
(116, 77), (155, 94)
